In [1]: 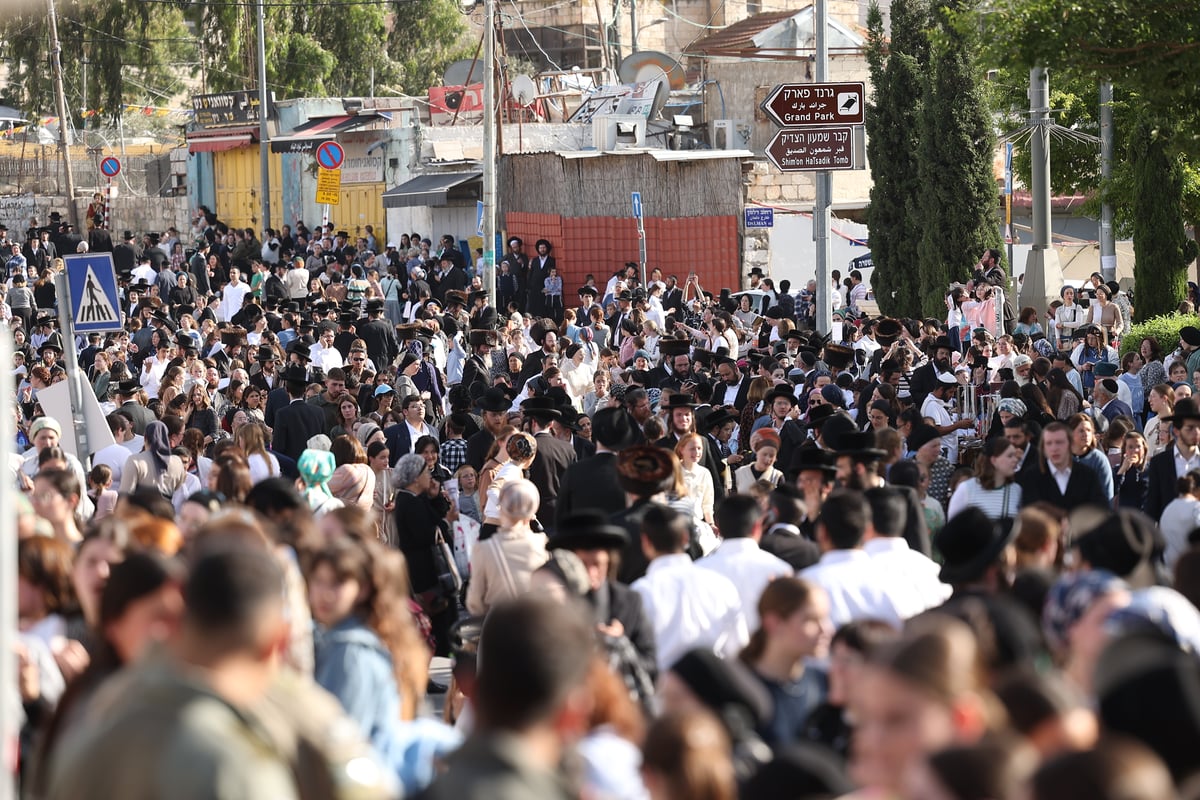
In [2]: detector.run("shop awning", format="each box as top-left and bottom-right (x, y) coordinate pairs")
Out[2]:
(186, 125), (259, 154)
(382, 171), (481, 208)
(270, 112), (391, 153)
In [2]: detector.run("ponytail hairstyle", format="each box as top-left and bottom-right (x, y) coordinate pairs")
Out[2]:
(740, 577), (820, 664)
(1177, 468), (1200, 498)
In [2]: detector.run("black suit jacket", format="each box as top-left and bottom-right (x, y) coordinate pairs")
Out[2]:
(1144, 448), (1181, 521)
(596, 581), (658, 681)
(358, 318), (400, 369)
(712, 378), (751, 413)
(273, 398), (327, 462)
(264, 385), (290, 428)
(460, 354), (490, 394)
(249, 370), (278, 394)
(760, 524), (821, 571)
(572, 436), (596, 461)
(1018, 460), (1108, 511)
(528, 431), (577, 532)
(393, 490), (442, 593)
(556, 451), (625, 527)
(909, 361), (940, 411)
(465, 428), (495, 472)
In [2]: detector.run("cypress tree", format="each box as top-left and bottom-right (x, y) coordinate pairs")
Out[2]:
(915, 1), (1003, 319)
(865, 0), (930, 317)
(1130, 120), (1199, 321)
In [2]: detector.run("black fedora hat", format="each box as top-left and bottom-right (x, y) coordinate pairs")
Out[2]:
(935, 507), (1017, 584)
(663, 393), (698, 410)
(550, 510), (630, 552)
(787, 447), (836, 478)
(805, 404), (837, 427)
(467, 329), (496, 348)
(445, 290), (469, 307)
(285, 340), (312, 361)
(521, 396), (562, 420)
(114, 378), (142, 395)
(1165, 398), (1200, 424)
(701, 407), (738, 432)
(255, 345), (277, 363)
(477, 387), (511, 413)
(834, 430), (886, 460)
(577, 285), (598, 298)
(591, 407), (639, 450)
(764, 386), (798, 408)
(365, 297), (385, 313)
(281, 364), (309, 383)
(468, 289), (490, 304)
(616, 445), (676, 497)
(657, 338), (691, 357)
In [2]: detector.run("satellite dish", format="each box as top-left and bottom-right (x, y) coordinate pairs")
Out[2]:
(444, 58), (484, 87)
(618, 51), (686, 91)
(510, 75), (538, 106)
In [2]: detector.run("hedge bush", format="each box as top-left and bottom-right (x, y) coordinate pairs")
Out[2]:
(1120, 313), (1197, 358)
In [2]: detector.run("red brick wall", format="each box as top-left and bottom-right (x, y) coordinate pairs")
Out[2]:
(505, 212), (740, 298)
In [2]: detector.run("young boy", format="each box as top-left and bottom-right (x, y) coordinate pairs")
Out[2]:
(734, 430), (783, 493)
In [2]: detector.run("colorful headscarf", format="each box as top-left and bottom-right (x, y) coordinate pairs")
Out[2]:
(1042, 569), (1127, 654)
(297, 449), (337, 506)
(998, 398), (1028, 418)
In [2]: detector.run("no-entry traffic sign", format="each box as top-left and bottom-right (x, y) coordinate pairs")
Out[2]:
(315, 141), (345, 171)
(761, 82), (865, 128)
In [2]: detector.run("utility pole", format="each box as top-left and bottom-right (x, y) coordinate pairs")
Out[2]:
(1099, 81), (1116, 283)
(47, 0), (79, 230)
(813, 0), (832, 335)
(255, 0), (271, 229)
(631, 0), (640, 53)
(482, 0), (498, 306)
(1018, 67), (1064, 315)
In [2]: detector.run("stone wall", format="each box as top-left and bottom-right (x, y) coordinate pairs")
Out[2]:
(0, 194), (192, 238)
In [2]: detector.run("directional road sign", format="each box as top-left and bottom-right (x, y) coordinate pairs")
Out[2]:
(631, 191), (643, 220)
(761, 82), (865, 128)
(65, 253), (123, 333)
(99, 157), (121, 178)
(765, 126), (858, 172)
(315, 141), (345, 171)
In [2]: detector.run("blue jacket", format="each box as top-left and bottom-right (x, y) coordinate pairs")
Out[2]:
(314, 616), (400, 754)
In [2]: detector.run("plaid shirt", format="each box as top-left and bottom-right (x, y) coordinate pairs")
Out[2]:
(439, 437), (469, 476)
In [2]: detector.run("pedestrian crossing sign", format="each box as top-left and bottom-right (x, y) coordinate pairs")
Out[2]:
(66, 253), (123, 333)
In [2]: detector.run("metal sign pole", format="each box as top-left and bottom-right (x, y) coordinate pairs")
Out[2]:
(0, 326), (15, 800)
(54, 272), (90, 460)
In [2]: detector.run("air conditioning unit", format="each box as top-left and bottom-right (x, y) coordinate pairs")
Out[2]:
(592, 115), (647, 151)
(709, 119), (751, 150)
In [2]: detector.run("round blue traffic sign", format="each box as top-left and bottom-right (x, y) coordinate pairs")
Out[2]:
(100, 157), (121, 177)
(315, 141), (345, 171)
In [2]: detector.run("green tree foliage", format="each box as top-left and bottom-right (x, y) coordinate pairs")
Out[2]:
(1130, 119), (1199, 320)
(914, 0), (1002, 318)
(864, 0), (930, 316)
(979, 0), (1200, 158)
(386, 0), (476, 96)
(0, 0), (195, 121)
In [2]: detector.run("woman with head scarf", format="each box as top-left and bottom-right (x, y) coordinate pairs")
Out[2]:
(119, 420), (186, 499)
(297, 448), (345, 518)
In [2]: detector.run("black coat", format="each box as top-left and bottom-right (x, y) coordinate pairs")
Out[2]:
(460, 354), (490, 394)
(592, 581), (658, 681)
(113, 242), (139, 274)
(1144, 448), (1181, 521)
(1018, 460), (1108, 511)
(273, 398), (327, 462)
(760, 524), (821, 571)
(556, 451), (626, 527)
(528, 431), (577, 532)
(357, 317), (400, 370)
(465, 428), (495, 472)
(264, 385), (290, 428)
(572, 436), (596, 461)
(393, 490), (443, 594)
(613, 499), (661, 584)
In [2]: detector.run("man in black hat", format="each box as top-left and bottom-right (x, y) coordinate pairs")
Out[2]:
(468, 289), (496, 331)
(432, 252), (468, 305)
(249, 346), (280, 393)
(524, 239), (553, 317)
(550, 510), (658, 674)
(649, 340), (692, 392)
(515, 323), (558, 393)
(460, 329), (495, 396)
(113, 378), (156, 435)
(356, 298), (399, 370)
(273, 364), (329, 462)
(264, 340), (313, 427)
(466, 387), (512, 472)
(521, 396), (576, 533)
(655, 393), (726, 503)
(500, 237), (529, 303)
(187, 238), (211, 295)
(556, 407), (639, 525)
(607, 290), (635, 350)
(712, 356), (751, 412)
(1145, 397), (1200, 519)
(755, 386), (808, 470)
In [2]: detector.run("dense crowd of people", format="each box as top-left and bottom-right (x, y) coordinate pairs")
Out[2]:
(5, 206), (1200, 800)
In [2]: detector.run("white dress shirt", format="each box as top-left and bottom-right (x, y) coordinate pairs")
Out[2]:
(218, 279), (251, 322)
(862, 537), (952, 619)
(633, 553), (750, 672)
(1173, 445), (1200, 478)
(93, 442), (133, 488)
(920, 393), (959, 464)
(697, 538), (793, 630)
(1051, 464), (1071, 495)
(799, 549), (902, 628)
(717, 379), (745, 408)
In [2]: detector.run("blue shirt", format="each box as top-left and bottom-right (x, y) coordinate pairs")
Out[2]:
(314, 616), (400, 755)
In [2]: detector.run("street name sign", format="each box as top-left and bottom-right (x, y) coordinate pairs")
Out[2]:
(765, 126), (857, 172)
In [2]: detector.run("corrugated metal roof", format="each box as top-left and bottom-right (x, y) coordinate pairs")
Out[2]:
(686, 10), (799, 55)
